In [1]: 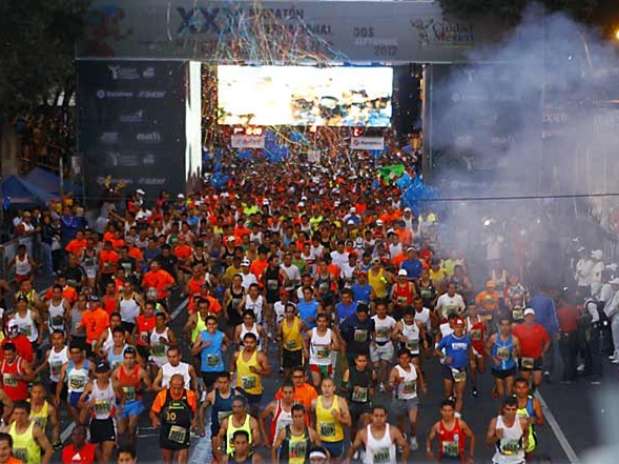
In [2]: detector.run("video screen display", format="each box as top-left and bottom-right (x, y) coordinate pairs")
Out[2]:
(217, 65), (393, 127)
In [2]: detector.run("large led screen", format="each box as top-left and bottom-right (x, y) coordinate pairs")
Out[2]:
(217, 65), (393, 127)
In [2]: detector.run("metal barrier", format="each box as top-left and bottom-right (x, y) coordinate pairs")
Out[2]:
(0, 234), (42, 282)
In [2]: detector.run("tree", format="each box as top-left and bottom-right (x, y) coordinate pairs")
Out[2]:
(0, 0), (90, 173)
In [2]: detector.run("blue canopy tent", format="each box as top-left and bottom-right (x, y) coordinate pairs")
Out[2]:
(1, 175), (56, 207)
(23, 167), (76, 196)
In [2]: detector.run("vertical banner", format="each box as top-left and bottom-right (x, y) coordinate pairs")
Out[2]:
(77, 60), (189, 201)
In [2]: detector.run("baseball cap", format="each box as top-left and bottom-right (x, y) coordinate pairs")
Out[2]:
(454, 318), (465, 326)
(241, 258), (251, 266)
(398, 269), (408, 277)
(524, 308), (535, 316)
(88, 295), (100, 302)
(136, 189), (145, 195)
(95, 361), (111, 373)
(376, 219), (384, 226)
(177, 193), (185, 199)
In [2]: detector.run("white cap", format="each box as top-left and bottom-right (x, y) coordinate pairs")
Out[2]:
(227, 236), (236, 243)
(524, 308), (535, 316)
(177, 193), (185, 199)
(398, 269), (408, 277)
(350, 207), (356, 213)
(298, 202), (305, 207)
(262, 199), (269, 205)
(404, 207), (412, 212)
(241, 258), (251, 266)
(347, 219), (355, 225)
(376, 219), (384, 226)
(136, 189), (145, 195)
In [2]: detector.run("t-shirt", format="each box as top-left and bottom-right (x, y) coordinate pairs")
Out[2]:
(275, 383), (317, 411)
(82, 309), (110, 343)
(513, 323), (550, 359)
(437, 333), (471, 369)
(61, 443), (97, 464)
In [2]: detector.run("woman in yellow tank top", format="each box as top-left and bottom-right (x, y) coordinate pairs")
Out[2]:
(311, 378), (351, 461)
(368, 261), (391, 300)
(279, 307), (306, 378)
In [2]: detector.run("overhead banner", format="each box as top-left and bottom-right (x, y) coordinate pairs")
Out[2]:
(78, 0), (506, 63)
(77, 60), (189, 200)
(351, 136), (385, 151)
(231, 134), (266, 148)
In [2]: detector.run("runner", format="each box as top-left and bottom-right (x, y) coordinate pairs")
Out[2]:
(0, 343), (34, 402)
(486, 397), (528, 464)
(79, 361), (119, 463)
(346, 405), (409, 464)
(512, 309), (551, 391)
(224, 430), (262, 464)
(148, 311), (176, 377)
(342, 353), (375, 443)
(113, 346), (152, 446)
(60, 426), (96, 464)
(274, 367), (318, 426)
(153, 346), (198, 391)
(340, 304), (374, 367)
(272, 404), (320, 464)
(28, 383), (60, 449)
(150, 373), (198, 464)
(388, 348), (427, 451)
(513, 377), (545, 459)
(278, 304), (307, 379)
(260, 381), (295, 447)
(45, 285), (70, 334)
(465, 303), (486, 398)
(487, 316), (520, 398)
(35, 330), (68, 410)
(370, 302), (396, 390)
(391, 269), (416, 320)
(435, 318), (471, 414)
(232, 332), (271, 416)
(426, 400), (475, 463)
(311, 378), (351, 463)
(192, 315), (228, 391)
(4, 401), (53, 464)
(234, 310), (268, 351)
(393, 308), (427, 371)
(213, 396), (261, 462)
(56, 343), (93, 423)
(306, 313), (338, 388)
(202, 372), (235, 444)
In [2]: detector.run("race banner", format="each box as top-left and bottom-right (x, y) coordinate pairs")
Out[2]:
(231, 134), (266, 148)
(351, 136), (385, 151)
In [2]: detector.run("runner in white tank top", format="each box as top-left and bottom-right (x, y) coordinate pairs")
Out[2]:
(364, 423), (397, 464)
(119, 295), (140, 325)
(271, 400), (293, 446)
(48, 298), (66, 333)
(393, 363), (418, 400)
(149, 327), (170, 367)
(309, 327), (333, 366)
(12, 309), (39, 343)
(89, 378), (116, 420)
(244, 294), (264, 323)
(47, 345), (69, 384)
(15, 253), (32, 278)
(400, 319), (421, 356)
(490, 402), (527, 464)
(160, 362), (191, 389)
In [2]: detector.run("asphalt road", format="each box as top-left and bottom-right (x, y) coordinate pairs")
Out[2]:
(47, 289), (618, 463)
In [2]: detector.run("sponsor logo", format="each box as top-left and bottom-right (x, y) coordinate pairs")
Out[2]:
(142, 154), (155, 165)
(410, 18), (474, 47)
(119, 110), (144, 123)
(138, 177), (167, 185)
(100, 132), (119, 144)
(96, 90), (133, 99)
(137, 90), (166, 98)
(108, 65), (140, 80)
(136, 132), (161, 144)
(231, 134), (265, 149)
(351, 136), (385, 151)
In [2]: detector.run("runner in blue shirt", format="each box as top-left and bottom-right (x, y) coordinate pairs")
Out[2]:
(351, 272), (372, 305)
(335, 289), (358, 324)
(436, 318), (471, 415)
(297, 286), (321, 329)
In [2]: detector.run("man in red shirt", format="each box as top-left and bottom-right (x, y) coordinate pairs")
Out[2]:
(556, 295), (580, 383)
(142, 261), (175, 301)
(61, 425), (96, 464)
(513, 308), (551, 391)
(1, 315), (34, 363)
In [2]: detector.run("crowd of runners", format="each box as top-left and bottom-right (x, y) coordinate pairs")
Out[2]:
(0, 149), (610, 464)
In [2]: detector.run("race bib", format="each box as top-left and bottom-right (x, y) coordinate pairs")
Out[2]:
(207, 354), (220, 367)
(320, 422), (336, 437)
(497, 347), (510, 360)
(500, 439), (521, 455)
(51, 316), (64, 327)
(69, 375), (86, 390)
(316, 346), (330, 359)
(513, 308), (524, 321)
(442, 441), (459, 457)
(406, 339), (420, 353)
(13, 448), (27, 462)
(351, 386), (368, 403)
(451, 368), (466, 383)
(19, 325), (32, 337)
(152, 343), (166, 357)
(267, 279), (278, 290)
(123, 386), (136, 402)
(168, 425), (187, 444)
(94, 400), (111, 415)
(33, 416), (47, 429)
(402, 380), (416, 395)
(376, 327), (390, 339)
(373, 447), (391, 464)
(397, 296), (408, 305)
(287, 339), (299, 350)
(470, 329), (482, 341)
(50, 362), (62, 379)
(420, 288), (432, 299)
(354, 329), (368, 343)
(521, 357), (535, 369)
(3, 373), (17, 387)
(241, 375), (257, 390)
(289, 440), (308, 459)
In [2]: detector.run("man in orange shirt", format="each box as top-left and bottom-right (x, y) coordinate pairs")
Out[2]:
(81, 296), (110, 358)
(150, 373), (197, 464)
(0, 431), (27, 464)
(99, 241), (120, 290)
(173, 236), (193, 287)
(142, 261), (175, 301)
(249, 246), (269, 282)
(65, 230), (87, 257)
(474, 280), (501, 321)
(274, 367), (317, 426)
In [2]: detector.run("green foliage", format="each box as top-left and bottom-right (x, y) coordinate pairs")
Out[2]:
(0, 0), (90, 118)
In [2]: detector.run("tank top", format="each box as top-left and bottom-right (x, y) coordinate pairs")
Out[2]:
(492, 335), (516, 371)
(467, 315), (486, 352)
(400, 321), (421, 355)
(265, 267), (281, 296)
(29, 401), (49, 431)
(437, 419), (466, 460)
(107, 344), (129, 370)
(364, 424), (396, 464)
(349, 365), (372, 404)
(226, 414), (252, 454)
(236, 350), (262, 395)
(119, 295), (140, 323)
(239, 322), (260, 347)
(516, 396), (537, 453)
(393, 282), (413, 306)
(394, 363), (418, 400)
(309, 328), (333, 366)
(228, 287), (245, 324)
(13, 310), (38, 342)
(281, 318), (303, 352)
(373, 315), (395, 344)
(102, 328), (114, 354)
(190, 314), (207, 343)
(280, 426), (311, 464)
(48, 299), (66, 332)
(161, 389), (192, 447)
(492, 415), (525, 464)
(67, 360), (90, 394)
(368, 268), (388, 299)
(211, 389), (234, 436)
(270, 401), (293, 445)
(15, 254), (32, 276)
(48, 346), (69, 383)
(1, 357), (29, 401)
(161, 362), (191, 389)
(70, 307), (86, 337)
(91, 379), (116, 420)
(9, 421), (40, 464)
(244, 295), (264, 323)
(200, 330), (225, 373)
(150, 327), (170, 365)
(316, 395), (344, 442)
(118, 364), (142, 402)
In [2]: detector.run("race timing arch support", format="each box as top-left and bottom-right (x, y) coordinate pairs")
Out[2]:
(76, 0), (507, 201)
